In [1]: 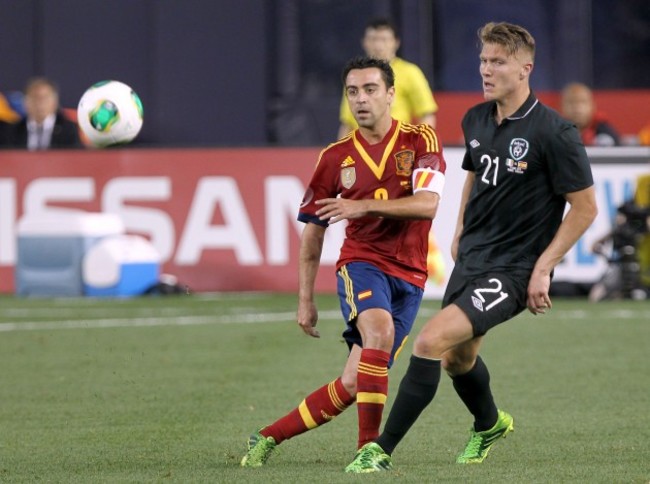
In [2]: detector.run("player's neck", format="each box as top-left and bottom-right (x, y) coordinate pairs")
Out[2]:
(357, 116), (393, 145)
(495, 86), (531, 124)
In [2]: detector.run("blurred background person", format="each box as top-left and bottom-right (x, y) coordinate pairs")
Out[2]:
(4, 77), (81, 150)
(561, 82), (621, 147)
(337, 17), (439, 139)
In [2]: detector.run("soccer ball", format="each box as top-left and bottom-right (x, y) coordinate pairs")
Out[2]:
(77, 80), (143, 147)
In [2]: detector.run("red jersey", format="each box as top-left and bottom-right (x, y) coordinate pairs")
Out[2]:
(298, 119), (446, 288)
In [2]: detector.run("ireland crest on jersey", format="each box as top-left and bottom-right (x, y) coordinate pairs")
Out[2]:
(509, 138), (529, 161)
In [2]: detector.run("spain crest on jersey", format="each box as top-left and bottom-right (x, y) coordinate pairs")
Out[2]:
(394, 150), (415, 176)
(509, 138), (529, 161)
(341, 167), (356, 188)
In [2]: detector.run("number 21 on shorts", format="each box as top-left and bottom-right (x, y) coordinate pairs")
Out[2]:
(471, 278), (509, 312)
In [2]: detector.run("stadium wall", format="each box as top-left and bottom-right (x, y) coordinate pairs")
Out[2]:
(1, 147), (648, 297)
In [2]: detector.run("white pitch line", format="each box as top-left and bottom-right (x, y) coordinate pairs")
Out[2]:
(0, 310), (344, 332)
(0, 306), (647, 333)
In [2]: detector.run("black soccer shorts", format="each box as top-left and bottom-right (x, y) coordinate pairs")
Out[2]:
(442, 267), (530, 337)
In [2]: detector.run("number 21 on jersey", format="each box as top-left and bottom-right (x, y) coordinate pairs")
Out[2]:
(480, 154), (498, 186)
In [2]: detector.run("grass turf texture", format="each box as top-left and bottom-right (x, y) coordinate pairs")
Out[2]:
(0, 293), (648, 483)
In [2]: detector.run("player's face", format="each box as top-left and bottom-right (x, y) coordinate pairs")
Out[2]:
(479, 43), (531, 102)
(345, 67), (394, 129)
(362, 27), (400, 61)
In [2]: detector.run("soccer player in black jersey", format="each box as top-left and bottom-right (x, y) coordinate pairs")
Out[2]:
(345, 21), (598, 473)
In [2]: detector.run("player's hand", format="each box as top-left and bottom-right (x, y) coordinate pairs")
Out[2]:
(315, 198), (366, 224)
(527, 270), (552, 315)
(297, 300), (320, 338)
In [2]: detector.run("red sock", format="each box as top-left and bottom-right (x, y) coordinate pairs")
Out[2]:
(260, 377), (354, 444)
(356, 348), (390, 448)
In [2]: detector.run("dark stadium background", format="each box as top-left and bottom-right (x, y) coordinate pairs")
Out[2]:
(0, 0), (647, 147)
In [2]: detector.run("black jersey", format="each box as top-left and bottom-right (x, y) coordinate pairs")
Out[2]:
(456, 92), (593, 276)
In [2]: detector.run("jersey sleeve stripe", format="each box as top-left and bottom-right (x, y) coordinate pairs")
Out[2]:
(420, 125), (439, 152)
(400, 123), (439, 152)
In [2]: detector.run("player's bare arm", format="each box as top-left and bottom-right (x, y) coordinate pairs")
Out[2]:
(527, 185), (598, 314)
(297, 223), (326, 337)
(315, 190), (439, 224)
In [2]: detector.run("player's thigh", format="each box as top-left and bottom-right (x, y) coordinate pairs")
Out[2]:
(386, 274), (424, 365)
(337, 262), (423, 367)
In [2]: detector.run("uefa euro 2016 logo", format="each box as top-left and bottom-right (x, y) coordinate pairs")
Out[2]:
(509, 138), (529, 161)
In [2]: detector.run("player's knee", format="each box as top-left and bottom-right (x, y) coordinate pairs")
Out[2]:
(357, 309), (394, 351)
(360, 326), (394, 353)
(413, 331), (441, 358)
(340, 373), (357, 396)
(442, 353), (475, 376)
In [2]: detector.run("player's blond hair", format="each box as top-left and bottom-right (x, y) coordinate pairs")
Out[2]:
(478, 22), (535, 61)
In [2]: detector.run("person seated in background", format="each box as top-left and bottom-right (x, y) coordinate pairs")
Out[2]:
(2, 77), (81, 150)
(561, 82), (621, 147)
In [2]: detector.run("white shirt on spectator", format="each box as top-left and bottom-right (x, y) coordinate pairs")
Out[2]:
(27, 114), (55, 150)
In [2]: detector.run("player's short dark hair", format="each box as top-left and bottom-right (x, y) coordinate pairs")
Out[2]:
(365, 17), (400, 40)
(478, 22), (536, 61)
(341, 56), (395, 89)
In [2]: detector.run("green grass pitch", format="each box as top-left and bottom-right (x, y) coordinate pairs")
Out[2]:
(0, 293), (648, 483)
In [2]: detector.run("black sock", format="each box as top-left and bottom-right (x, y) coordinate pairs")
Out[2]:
(451, 355), (498, 432)
(376, 355), (440, 455)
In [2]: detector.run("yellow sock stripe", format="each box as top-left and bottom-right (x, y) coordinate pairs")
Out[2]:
(327, 381), (347, 412)
(339, 265), (357, 321)
(358, 362), (388, 377)
(298, 400), (318, 429)
(356, 392), (387, 405)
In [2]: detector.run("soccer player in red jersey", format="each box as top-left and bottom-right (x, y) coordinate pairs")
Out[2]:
(241, 56), (447, 467)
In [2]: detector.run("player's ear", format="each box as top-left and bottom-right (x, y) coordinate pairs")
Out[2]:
(387, 85), (396, 104)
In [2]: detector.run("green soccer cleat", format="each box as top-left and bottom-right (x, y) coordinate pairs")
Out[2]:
(344, 442), (393, 473)
(456, 410), (514, 464)
(240, 430), (277, 467)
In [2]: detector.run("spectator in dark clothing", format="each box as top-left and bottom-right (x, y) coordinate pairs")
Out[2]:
(561, 82), (621, 147)
(1, 77), (81, 150)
